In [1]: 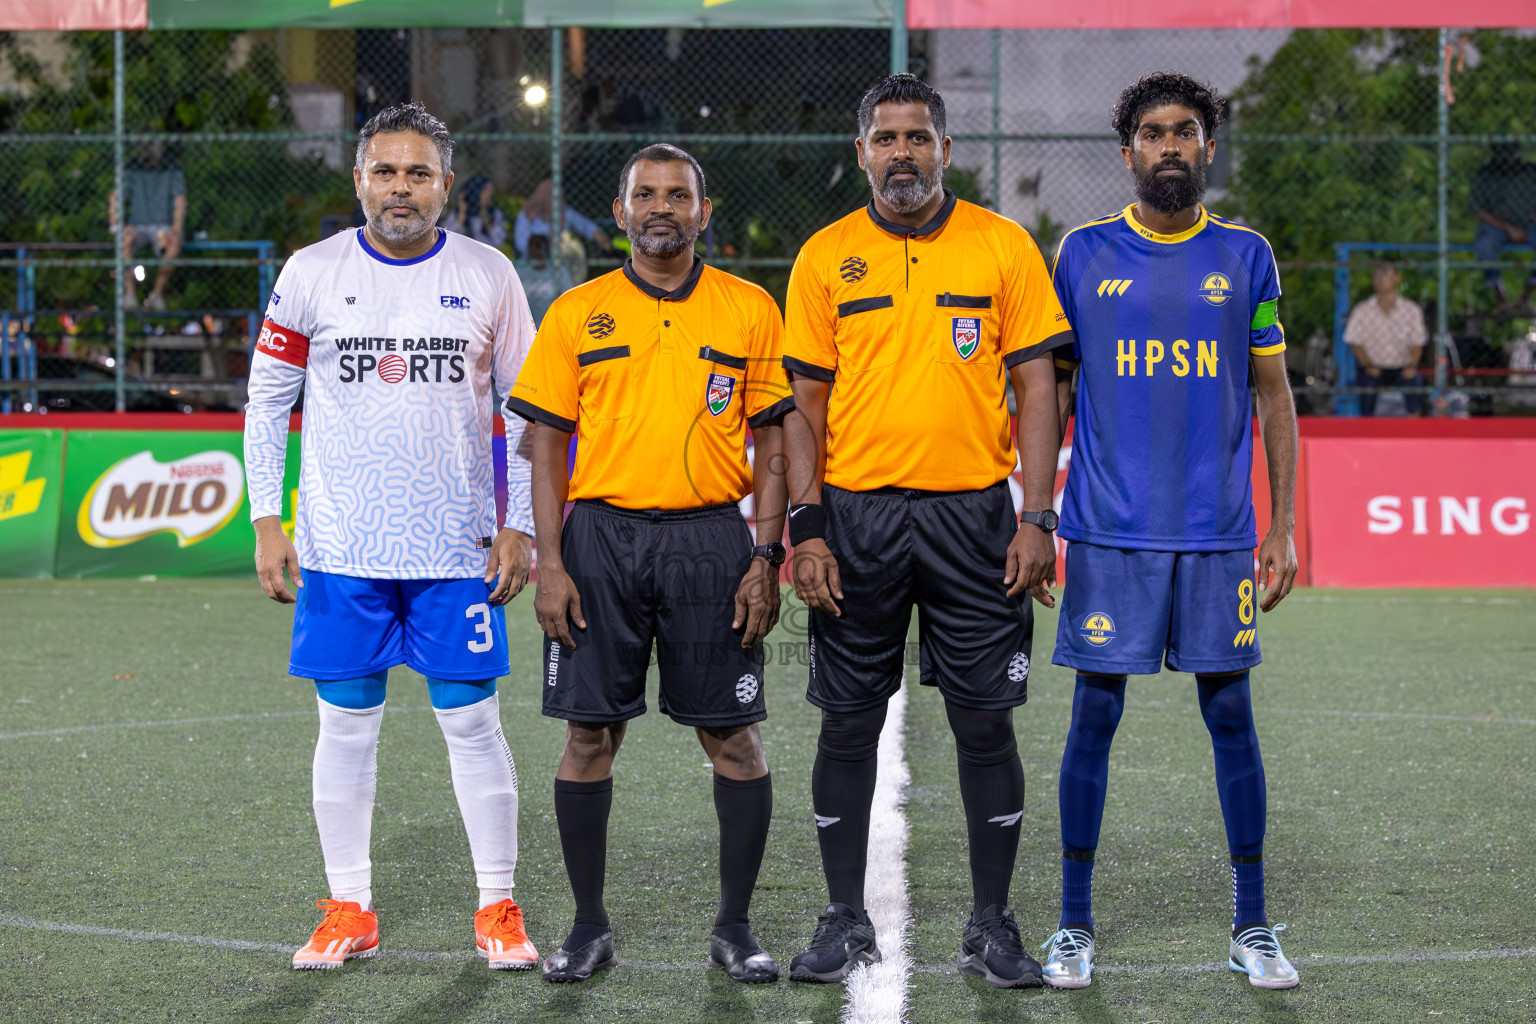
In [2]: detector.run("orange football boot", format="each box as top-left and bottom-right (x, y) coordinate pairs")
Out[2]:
(291, 899), (380, 969)
(475, 899), (538, 970)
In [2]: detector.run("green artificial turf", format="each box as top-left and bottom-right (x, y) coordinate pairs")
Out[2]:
(0, 580), (1532, 1022)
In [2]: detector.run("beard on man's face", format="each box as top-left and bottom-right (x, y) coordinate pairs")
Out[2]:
(1133, 150), (1208, 216)
(366, 193), (443, 247)
(868, 158), (943, 215)
(628, 213), (698, 260)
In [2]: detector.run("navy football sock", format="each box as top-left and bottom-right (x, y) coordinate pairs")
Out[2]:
(1196, 672), (1267, 926)
(1061, 850), (1096, 931)
(1057, 673), (1125, 928)
(1231, 857), (1266, 932)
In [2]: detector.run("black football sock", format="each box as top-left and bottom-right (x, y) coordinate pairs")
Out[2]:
(714, 772), (773, 932)
(946, 701), (1025, 917)
(812, 705), (887, 912)
(554, 777), (613, 944)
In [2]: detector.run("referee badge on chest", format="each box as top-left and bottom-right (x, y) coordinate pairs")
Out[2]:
(706, 372), (736, 416)
(952, 317), (981, 360)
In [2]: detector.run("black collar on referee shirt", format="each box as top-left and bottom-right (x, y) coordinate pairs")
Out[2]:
(865, 188), (958, 238)
(622, 254), (705, 301)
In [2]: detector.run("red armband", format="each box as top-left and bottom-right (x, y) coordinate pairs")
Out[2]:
(256, 318), (310, 369)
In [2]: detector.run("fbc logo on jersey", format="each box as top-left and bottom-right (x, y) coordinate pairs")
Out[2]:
(441, 295), (470, 309)
(334, 336), (470, 384)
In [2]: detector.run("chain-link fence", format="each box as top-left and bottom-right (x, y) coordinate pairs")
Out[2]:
(3, 26), (1535, 413)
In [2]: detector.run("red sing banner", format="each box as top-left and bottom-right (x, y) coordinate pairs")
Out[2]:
(1305, 438), (1536, 588)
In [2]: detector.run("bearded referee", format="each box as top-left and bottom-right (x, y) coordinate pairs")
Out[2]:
(507, 145), (793, 984)
(1038, 73), (1300, 991)
(782, 75), (1073, 989)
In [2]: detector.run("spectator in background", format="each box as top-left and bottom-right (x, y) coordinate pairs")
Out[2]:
(447, 173), (509, 250)
(107, 142), (186, 311)
(1345, 262), (1426, 416)
(513, 179), (613, 261)
(1470, 143), (1536, 312)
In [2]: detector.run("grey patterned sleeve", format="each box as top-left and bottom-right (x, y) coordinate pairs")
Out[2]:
(243, 355), (304, 521)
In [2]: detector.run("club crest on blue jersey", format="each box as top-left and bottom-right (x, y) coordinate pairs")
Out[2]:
(1080, 612), (1116, 647)
(706, 372), (736, 416)
(1199, 272), (1233, 307)
(952, 317), (981, 360)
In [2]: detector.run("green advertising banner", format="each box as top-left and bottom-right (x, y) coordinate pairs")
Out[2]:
(148, 0), (890, 29)
(0, 430), (65, 579)
(54, 430), (301, 579)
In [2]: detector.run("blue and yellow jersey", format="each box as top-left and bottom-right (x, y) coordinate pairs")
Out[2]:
(1052, 205), (1284, 552)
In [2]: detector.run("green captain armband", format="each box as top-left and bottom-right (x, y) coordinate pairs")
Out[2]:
(1250, 299), (1279, 331)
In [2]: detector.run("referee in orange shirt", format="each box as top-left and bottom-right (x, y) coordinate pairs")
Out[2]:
(782, 76), (1073, 988)
(508, 145), (793, 985)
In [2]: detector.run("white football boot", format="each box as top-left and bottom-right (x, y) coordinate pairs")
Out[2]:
(1040, 927), (1095, 989)
(1229, 923), (1299, 989)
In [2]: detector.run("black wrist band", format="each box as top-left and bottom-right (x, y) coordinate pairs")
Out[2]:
(787, 503), (826, 545)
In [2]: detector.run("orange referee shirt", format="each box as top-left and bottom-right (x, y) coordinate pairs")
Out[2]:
(508, 256), (794, 510)
(783, 190), (1073, 492)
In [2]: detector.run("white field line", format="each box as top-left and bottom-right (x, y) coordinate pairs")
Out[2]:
(0, 701), (543, 742)
(6, 913), (1530, 980)
(842, 683), (912, 1024)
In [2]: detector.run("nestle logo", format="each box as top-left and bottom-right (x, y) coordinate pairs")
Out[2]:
(440, 295), (470, 309)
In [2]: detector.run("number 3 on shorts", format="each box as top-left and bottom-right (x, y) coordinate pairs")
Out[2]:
(466, 602), (494, 653)
(1237, 579), (1254, 625)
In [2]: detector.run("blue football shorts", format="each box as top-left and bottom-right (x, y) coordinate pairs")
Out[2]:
(1052, 541), (1262, 675)
(290, 570), (509, 682)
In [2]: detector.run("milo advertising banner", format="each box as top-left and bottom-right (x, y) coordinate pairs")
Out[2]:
(54, 431), (301, 578)
(0, 429), (65, 578)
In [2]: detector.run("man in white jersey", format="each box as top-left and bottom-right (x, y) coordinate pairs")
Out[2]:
(243, 102), (540, 971)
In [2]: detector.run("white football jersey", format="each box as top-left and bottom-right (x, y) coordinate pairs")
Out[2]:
(244, 228), (535, 579)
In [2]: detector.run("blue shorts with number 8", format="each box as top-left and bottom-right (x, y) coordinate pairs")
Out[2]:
(290, 570), (509, 681)
(1052, 542), (1262, 676)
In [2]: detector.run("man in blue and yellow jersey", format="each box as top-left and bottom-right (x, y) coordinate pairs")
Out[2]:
(509, 145), (794, 986)
(782, 75), (1073, 989)
(1039, 73), (1301, 992)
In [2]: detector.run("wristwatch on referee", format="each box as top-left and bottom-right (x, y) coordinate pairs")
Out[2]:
(752, 541), (786, 567)
(1019, 509), (1059, 533)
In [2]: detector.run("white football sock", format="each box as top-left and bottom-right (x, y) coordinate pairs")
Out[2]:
(434, 694), (519, 895)
(312, 697), (384, 907)
(479, 887), (512, 910)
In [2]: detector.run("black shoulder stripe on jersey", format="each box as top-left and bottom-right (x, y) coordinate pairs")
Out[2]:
(698, 346), (748, 371)
(748, 395), (797, 428)
(935, 292), (993, 309)
(783, 355), (835, 382)
(578, 345), (630, 367)
(836, 295), (894, 318)
(1004, 329), (1077, 368)
(504, 395), (576, 433)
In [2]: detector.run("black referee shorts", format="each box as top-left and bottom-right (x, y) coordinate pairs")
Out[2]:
(805, 481), (1033, 713)
(542, 499), (767, 729)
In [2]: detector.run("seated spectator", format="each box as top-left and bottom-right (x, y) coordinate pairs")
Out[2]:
(106, 142), (186, 311)
(1345, 261), (1426, 416)
(513, 179), (613, 260)
(446, 173), (508, 250)
(1470, 142), (1536, 312)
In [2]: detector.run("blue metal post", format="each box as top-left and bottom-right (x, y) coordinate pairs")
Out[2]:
(890, 0), (908, 74)
(1334, 242), (1358, 416)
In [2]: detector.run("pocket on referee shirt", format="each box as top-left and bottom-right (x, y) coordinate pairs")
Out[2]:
(934, 292), (1000, 367)
(577, 345), (634, 422)
(833, 294), (899, 375)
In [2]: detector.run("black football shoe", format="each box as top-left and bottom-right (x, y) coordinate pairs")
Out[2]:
(708, 925), (780, 984)
(958, 906), (1044, 988)
(541, 928), (616, 983)
(788, 903), (881, 983)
